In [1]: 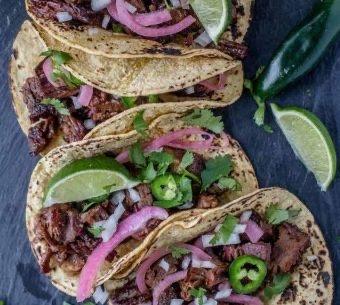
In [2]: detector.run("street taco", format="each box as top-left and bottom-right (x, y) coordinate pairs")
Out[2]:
(25, 0), (252, 59)
(100, 188), (333, 305)
(26, 111), (258, 297)
(11, 21), (243, 155)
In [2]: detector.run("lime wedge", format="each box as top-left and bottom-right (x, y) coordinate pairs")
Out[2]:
(44, 156), (139, 205)
(271, 103), (337, 191)
(190, 0), (231, 44)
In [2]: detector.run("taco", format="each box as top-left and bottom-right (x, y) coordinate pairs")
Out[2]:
(100, 188), (333, 305)
(10, 21), (243, 155)
(25, 0), (252, 59)
(26, 111), (258, 297)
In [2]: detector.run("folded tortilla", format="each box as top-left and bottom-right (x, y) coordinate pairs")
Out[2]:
(26, 112), (258, 296)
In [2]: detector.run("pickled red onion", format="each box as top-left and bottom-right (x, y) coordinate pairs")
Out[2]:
(200, 73), (227, 91)
(77, 85), (93, 106)
(244, 220), (264, 243)
(43, 58), (58, 87)
(116, 0), (195, 37)
(136, 243), (210, 293)
(225, 294), (263, 305)
(153, 270), (188, 305)
(76, 207), (169, 302)
(134, 9), (172, 26)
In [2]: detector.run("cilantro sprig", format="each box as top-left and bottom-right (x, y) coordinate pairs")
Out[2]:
(264, 273), (292, 300)
(210, 215), (238, 245)
(87, 225), (104, 238)
(183, 109), (224, 133)
(190, 287), (207, 305)
(170, 245), (190, 259)
(121, 96), (137, 109)
(265, 203), (300, 225)
(133, 111), (148, 138)
(42, 98), (70, 115)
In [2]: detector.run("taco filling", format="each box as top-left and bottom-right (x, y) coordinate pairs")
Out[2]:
(33, 121), (250, 285)
(24, 49), (233, 155)
(101, 207), (310, 305)
(27, 0), (248, 59)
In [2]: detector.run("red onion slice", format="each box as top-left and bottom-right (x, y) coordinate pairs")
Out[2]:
(116, 0), (195, 37)
(134, 9), (172, 26)
(153, 271), (188, 305)
(244, 220), (264, 243)
(200, 73), (227, 91)
(225, 294), (263, 305)
(178, 243), (211, 260)
(76, 207), (169, 302)
(42, 58), (58, 87)
(77, 85), (93, 106)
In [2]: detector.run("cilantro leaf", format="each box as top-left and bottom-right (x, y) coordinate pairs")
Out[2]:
(139, 162), (157, 182)
(264, 273), (292, 301)
(121, 96), (137, 109)
(52, 68), (83, 88)
(190, 287), (207, 305)
(178, 151), (194, 172)
(217, 177), (241, 191)
(177, 175), (193, 203)
(133, 111), (148, 137)
(148, 151), (174, 175)
(41, 49), (72, 65)
(87, 225), (104, 238)
(210, 215), (238, 245)
(148, 94), (159, 103)
(129, 142), (146, 167)
(42, 98), (70, 115)
(183, 109), (224, 133)
(112, 23), (124, 33)
(82, 193), (110, 212)
(170, 245), (190, 259)
(265, 203), (300, 225)
(201, 156), (233, 191)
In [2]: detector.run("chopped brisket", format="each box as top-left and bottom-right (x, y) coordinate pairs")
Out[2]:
(87, 90), (124, 123)
(28, 118), (58, 155)
(124, 184), (154, 212)
(223, 242), (271, 262)
(271, 223), (310, 273)
(241, 211), (274, 242)
(60, 115), (87, 142)
(180, 267), (206, 301)
(81, 201), (112, 226)
(205, 265), (227, 288)
(218, 40), (248, 60)
(110, 281), (151, 305)
(159, 287), (178, 305)
(197, 194), (219, 209)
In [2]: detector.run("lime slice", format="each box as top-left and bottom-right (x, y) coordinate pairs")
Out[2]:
(190, 0), (231, 44)
(44, 156), (139, 205)
(271, 103), (337, 191)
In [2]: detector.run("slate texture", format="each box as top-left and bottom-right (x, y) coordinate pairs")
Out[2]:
(0, 0), (339, 304)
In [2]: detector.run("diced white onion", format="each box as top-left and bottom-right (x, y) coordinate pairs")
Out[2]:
(111, 191), (126, 205)
(307, 255), (318, 262)
(178, 201), (194, 210)
(226, 233), (241, 245)
(159, 258), (170, 272)
(191, 255), (216, 269)
(101, 203), (126, 242)
(125, 1), (137, 13)
(88, 27), (99, 35)
(181, 255), (191, 269)
(71, 96), (82, 109)
(170, 0), (181, 8)
(194, 31), (212, 47)
(128, 188), (141, 203)
(56, 11), (73, 23)
(215, 289), (232, 300)
(93, 286), (109, 304)
(195, 296), (207, 305)
(233, 224), (247, 234)
(214, 224), (222, 232)
(84, 119), (96, 130)
(240, 210), (252, 223)
(204, 299), (217, 305)
(184, 86), (195, 95)
(180, 0), (190, 9)
(140, 303), (152, 305)
(102, 14), (111, 29)
(91, 0), (111, 11)
(170, 299), (184, 305)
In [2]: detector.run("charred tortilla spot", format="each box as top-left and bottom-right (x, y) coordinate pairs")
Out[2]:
(318, 271), (331, 287)
(13, 48), (18, 59)
(143, 47), (182, 56)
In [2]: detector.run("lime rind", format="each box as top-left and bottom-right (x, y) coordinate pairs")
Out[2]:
(271, 103), (337, 191)
(190, 0), (231, 44)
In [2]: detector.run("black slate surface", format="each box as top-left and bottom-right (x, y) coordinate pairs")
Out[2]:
(0, 0), (339, 304)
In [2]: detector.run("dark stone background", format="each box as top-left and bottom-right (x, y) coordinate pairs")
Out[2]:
(0, 0), (339, 304)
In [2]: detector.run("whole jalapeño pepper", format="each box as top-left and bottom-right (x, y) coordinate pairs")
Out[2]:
(247, 0), (340, 127)
(229, 255), (267, 294)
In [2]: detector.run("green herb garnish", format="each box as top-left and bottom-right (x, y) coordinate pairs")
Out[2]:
(121, 96), (137, 109)
(133, 111), (148, 137)
(265, 203), (300, 225)
(112, 23), (124, 33)
(190, 288), (207, 305)
(178, 151), (194, 171)
(148, 94), (159, 103)
(201, 156), (233, 191)
(217, 177), (241, 191)
(82, 193), (110, 212)
(41, 49), (72, 65)
(264, 273), (292, 300)
(210, 215), (238, 245)
(87, 225), (104, 238)
(183, 109), (224, 133)
(41, 98), (70, 115)
(170, 245), (190, 259)
(129, 142), (147, 167)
